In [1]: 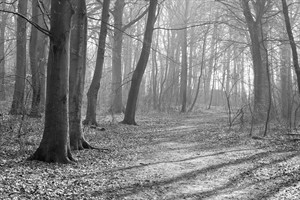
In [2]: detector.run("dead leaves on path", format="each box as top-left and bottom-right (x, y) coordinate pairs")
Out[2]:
(1, 111), (300, 199)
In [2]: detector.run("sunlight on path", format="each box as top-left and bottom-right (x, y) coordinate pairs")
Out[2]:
(119, 113), (300, 200)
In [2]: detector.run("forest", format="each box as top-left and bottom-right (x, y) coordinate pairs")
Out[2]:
(1, 0), (300, 199)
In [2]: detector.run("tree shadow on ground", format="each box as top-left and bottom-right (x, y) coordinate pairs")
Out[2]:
(165, 152), (300, 199)
(106, 147), (265, 173)
(92, 150), (298, 199)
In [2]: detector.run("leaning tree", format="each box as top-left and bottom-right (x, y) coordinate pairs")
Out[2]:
(84, 0), (111, 126)
(122, 0), (158, 125)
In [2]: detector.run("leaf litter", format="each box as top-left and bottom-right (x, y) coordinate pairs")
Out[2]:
(1, 111), (300, 199)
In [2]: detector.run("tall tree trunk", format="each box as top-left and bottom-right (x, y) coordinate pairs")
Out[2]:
(189, 27), (209, 112)
(0, 1), (7, 101)
(123, 27), (133, 104)
(241, 0), (270, 121)
(29, 0), (75, 164)
(69, 0), (92, 150)
(280, 42), (292, 121)
(83, 0), (110, 126)
(152, 48), (158, 110)
(204, 12), (219, 105)
(122, 0), (158, 125)
(29, 0), (47, 117)
(10, 0), (28, 115)
(111, 0), (125, 114)
(180, 0), (189, 113)
(282, 0), (300, 94)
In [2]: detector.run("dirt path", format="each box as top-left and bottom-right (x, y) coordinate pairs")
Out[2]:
(2, 111), (300, 199)
(95, 111), (300, 200)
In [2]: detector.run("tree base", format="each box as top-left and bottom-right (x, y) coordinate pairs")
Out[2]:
(82, 119), (98, 127)
(28, 147), (76, 164)
(121, 119), (137, 126)
(71, 137), (94, 150)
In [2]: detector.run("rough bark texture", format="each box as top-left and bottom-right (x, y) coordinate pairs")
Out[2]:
(0, 2), (7, 101)
(241, 0), (270, 121)
(29, 0), (75, 164)
(69, 0), (92, 150)
(83, 0), (110, 126)
(10, 0), (28, 114)
(122, 0), (158, 125)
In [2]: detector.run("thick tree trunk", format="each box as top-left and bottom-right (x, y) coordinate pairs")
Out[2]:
(69, 0), (92, 150)
(111, 0), (125, 114)
(241, 0), (270, 121)
(122, 0), (158, 125)
(83, 0), (110, 126)
(29, 0), (75, 164)
(10, 0), (28, 115)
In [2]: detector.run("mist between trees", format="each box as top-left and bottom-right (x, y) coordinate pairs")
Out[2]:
(0, 0), (300, 163)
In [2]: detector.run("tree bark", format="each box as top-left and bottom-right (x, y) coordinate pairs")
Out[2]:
(83, 0), (110, 126)
(280, 42), (292, 121)
(180, 29), (188, 113)
(180, 0), (189, 113)
(241, 0), (270, 121)
(29, 0), (48, 117)
(111, 0), (125, 114)
(122, 0), (158, 125)
(188, 27), (209, 112)
(204, 12), (218, 105)
(69, 0), (92, 150)
(282, 0), (300, 95)
(29, 0), (75, 164)
(10, 0), (28, 115)
(0, 2), (7, 101)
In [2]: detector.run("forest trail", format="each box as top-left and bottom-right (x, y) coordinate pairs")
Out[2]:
(1, 110), (300, 199)
(96, 111), (300, 200)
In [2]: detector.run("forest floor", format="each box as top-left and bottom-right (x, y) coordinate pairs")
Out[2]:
(1, 109), (300, 199)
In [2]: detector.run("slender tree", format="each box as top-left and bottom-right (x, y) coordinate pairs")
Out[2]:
(180, 0), (189, 113)
(69, 0), (92, 150)
(10, 0), (28, 114)
(29, 0), (75, 163)
(122, 0), (158, 125)
(0, 1), (8, 101)
(29, 0), (48, 117)
(111, 1), (149, 114)
(83, 0), (111, 126)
